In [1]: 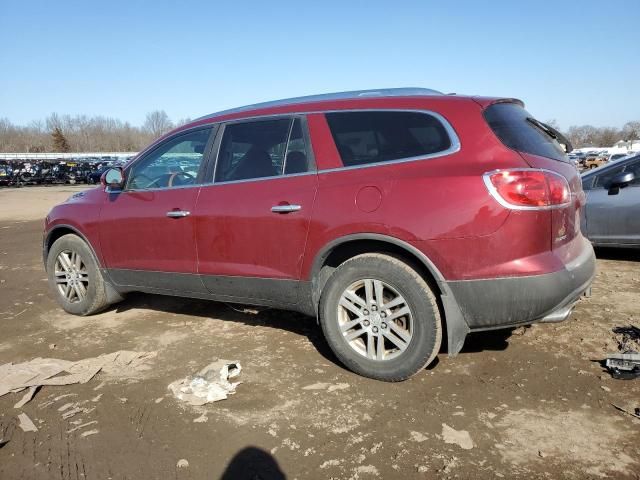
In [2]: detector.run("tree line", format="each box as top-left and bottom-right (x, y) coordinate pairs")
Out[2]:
(544, 120), (639, 150)
(564, 121), (640, 150)
(1, 111), (639, 153)
(0, 111), (189, 153)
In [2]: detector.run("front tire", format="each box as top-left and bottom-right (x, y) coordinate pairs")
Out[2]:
(319, 253), (442, 381)
(46, 234), (110, 315)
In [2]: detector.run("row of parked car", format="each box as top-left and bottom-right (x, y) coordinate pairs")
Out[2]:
(569, 150), (636, 170)
(0, 160), (124, 187)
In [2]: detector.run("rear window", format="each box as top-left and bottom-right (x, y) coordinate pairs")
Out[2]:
(325, 111), (452, 167)
(484, 103), (568, 162)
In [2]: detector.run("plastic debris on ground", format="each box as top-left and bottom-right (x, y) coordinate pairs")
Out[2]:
(168, 360), (242, 405)
(0, 351), (156, 403)
(605, 353), (640, 379)
(604, 325), (640, 379)
(613, 325), (640, 352)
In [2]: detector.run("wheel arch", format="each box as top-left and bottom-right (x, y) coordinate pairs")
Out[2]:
(44, 224), (123, 305)
(43, 225), (102, 271)
(309, 233), (470, 356)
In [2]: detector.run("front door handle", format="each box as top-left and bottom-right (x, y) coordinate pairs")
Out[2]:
(271, 204), (302, 214)
(166, 210), (191, 218)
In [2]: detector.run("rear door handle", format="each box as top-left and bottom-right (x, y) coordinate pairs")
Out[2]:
(166, 210), (191, 218)
(271, 204), (301, 214)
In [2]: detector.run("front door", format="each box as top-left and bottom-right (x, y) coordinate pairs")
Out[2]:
(195, 117), (317, 304)
(99, 127), (215, 292)
(585, 157), (640, 246)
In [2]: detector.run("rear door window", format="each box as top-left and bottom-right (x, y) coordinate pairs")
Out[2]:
(484, 103), (568, 162)
(284, 118), (312, 174)
(214, 117), (313, 182)
(325, 111), (453, 167)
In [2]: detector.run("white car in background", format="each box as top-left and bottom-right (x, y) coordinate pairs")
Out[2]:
(608, 153), (631, 162)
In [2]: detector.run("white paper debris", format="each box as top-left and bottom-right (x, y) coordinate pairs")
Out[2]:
(168, 360), (241, 406)
(441, 423), (474, 450)
(58, 402), (75, 412)
(66, 420), (98, 434)
(17, 413), (38, 432)
(302, 382), (331, 391)
(193, 413), (208, 423)
(80, 429), (99, 437)
(14, 386), (37, 409)
(0, 351), (156, 401)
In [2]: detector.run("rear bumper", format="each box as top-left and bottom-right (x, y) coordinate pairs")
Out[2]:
(445, 238), (596, 331)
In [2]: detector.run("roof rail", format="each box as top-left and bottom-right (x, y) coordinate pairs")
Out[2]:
(197, 87), (443, 120)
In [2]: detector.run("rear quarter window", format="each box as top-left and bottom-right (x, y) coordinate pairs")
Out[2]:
(484, 103), (568, 162)
(325, 111), (453, 167)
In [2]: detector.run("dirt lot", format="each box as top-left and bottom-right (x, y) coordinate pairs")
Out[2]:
(0, 185), (638, 480)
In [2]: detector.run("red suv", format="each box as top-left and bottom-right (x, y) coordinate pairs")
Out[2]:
(44, 88), (595, 381)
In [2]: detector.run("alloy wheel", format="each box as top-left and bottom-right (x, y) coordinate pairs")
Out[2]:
(337, 279), (413, 361)
(54, 250), (89, 304)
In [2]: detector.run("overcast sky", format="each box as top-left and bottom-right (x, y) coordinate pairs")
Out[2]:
(1, 0), (638, 129)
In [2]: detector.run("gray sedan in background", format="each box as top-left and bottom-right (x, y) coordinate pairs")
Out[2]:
(581, 154), (640, 248)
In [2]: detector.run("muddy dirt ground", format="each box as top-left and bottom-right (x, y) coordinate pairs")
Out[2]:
(0, 186), (638, 480)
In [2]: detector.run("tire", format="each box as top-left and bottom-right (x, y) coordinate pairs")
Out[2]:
(46, 234), (110, 315)
(319, 253), (442, 381)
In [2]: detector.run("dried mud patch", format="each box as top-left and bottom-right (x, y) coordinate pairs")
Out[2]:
(494, 408), (639, 478)
(42, 307), (149, 332)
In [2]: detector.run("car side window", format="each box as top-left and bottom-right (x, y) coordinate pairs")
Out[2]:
(284, 118), (312, 175)
(593, 164), (626, 189)
(325, 111), (453, 167)
(214, 117), (312, 182)
(127, 128), (212, 190)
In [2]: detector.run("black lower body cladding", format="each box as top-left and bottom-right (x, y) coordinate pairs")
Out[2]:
(446, 239), (596, 330)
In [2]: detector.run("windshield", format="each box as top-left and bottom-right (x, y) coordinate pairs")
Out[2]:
(484, 103), (568, 162)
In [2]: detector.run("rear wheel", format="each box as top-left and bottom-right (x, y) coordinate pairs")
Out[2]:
(46, 234), (110, 315)
(319, 253), (441, 381)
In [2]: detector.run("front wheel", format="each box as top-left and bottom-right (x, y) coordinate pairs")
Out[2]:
(46, 234), (110, 315)
(319, 253), (442, 381)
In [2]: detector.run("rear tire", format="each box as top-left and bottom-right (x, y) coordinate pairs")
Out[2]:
(319, 253), (442, 381)
(46, 234), (110, 315)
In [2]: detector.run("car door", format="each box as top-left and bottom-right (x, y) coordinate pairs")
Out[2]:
(194, 116), (318, 304)
(585, 157), (640, 246)
(99, 126), (215, 292)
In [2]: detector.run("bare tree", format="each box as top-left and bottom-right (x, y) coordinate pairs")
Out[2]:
(176, 117), (193, 127)
(143, 110), (173, 139)
(622, 121), (640, 142)
(51, 126), (71, 152)
(545, 119), (560, 129)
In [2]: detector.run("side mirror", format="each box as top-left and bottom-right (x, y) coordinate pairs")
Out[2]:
(101, 167), (125, 192)
(607, 171), (635, 195)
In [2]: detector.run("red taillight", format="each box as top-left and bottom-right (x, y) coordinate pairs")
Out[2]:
(483, 169), (570, 209)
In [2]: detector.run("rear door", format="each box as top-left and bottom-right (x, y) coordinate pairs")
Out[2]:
(194, 116), (317, 304)
(99, 127), (215, 292)
(584, 158), (640, 246)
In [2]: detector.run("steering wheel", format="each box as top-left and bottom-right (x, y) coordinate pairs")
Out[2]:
(130, 173), (154, 189)
(168, 171), (196, 187)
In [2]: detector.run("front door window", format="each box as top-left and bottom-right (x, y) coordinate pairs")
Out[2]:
(127, 128), (212, 190)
